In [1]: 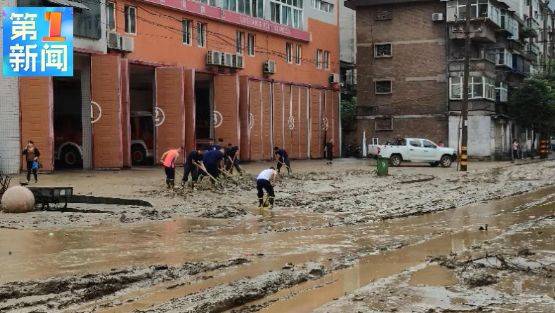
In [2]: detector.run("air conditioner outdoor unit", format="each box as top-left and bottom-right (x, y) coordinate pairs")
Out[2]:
(120, 35), (134, 52)
(263, 60), (276, 74)
(432, 13), (444, 22)
(233, 54), (244, 69)
(222, 53), (233, 67)
(328, 73), (340, 84)
(206, 51), (223, 66)
(107, 32), (122, 50)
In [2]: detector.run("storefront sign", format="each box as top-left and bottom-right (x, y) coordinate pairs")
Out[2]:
(141, 0), (310, 42)
(2, 7), (73, 77)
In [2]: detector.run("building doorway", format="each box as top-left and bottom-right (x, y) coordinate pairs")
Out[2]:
(195, 73), (214, 149)
(53, 75), (83, 169)
(129, 64), (155, 166)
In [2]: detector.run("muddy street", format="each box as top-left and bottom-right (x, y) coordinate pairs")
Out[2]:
(0, 159), (554, 312)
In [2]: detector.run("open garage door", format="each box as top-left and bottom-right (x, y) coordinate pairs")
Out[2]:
(91, 54), (123, 169)
(213, 75), (240, 149)
(19, 78), (54, 171)
(155, 67), (185, 162)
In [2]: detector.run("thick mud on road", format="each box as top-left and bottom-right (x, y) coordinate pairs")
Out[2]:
(0, 159), (554, 312)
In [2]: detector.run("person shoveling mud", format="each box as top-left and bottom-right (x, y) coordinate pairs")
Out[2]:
(274, 147), (292, 175)
(182, 149), (204, 189)
(160, 147), (183, 189)
(256, 167), (277, 209)
(198, 148), (225, 187)
(225, 144), (243, 175)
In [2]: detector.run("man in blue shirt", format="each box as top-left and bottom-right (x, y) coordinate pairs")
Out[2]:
(201, 148), (225, 183)
(273, 147), (291, 175)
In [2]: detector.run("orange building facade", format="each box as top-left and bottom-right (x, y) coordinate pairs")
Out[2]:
(18, 0), (340, 171)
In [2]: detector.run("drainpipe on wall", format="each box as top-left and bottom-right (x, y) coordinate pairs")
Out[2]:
(443, 1), (452, 147)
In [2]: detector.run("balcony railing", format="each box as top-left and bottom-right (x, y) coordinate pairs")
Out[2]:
(526, 42), (541, 58)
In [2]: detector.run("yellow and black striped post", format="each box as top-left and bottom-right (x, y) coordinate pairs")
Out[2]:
(459, 146), (468, 171)
(539, 140), (548, 159)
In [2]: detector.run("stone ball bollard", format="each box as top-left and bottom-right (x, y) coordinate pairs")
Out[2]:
(1, 186), (35, 213)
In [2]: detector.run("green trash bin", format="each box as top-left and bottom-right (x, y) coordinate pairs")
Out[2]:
(376, 157), (389, 176)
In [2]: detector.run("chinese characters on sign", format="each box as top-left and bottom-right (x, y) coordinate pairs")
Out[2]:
(2, 7), (73, 77)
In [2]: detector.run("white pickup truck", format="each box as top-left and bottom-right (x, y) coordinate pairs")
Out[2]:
(368, 138), (457, 167)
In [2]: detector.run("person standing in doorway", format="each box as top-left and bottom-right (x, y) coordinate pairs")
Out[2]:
(274, 147), (291, 175)
(512, 140), (519, 162)
(160, 147), (183, 189)
(22, 140), (40, 183)
(324, 139), (334, 165)
(256, 167), (277, 208)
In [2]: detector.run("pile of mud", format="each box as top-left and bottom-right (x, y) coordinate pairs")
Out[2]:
(143, 262), (326, 313)
(315, 215), (555, 313)
(0, 258), (249, 312)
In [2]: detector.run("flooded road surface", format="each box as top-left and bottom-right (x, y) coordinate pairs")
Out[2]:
(0, 187), (554, 312)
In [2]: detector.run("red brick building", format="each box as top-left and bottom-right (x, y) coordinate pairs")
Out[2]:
(17, 0), (341, 171)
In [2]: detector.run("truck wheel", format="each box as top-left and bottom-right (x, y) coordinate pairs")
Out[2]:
(440, 155), (452, 167)
(61, 146), (82, 168)
(132, 145), (146, 165)
(390, 154), (402, 167)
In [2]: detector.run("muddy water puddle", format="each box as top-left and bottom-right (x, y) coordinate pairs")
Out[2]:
(0, 187), (554, 312)
(408, 264), (456, 287)
(240, 192), (555, 312)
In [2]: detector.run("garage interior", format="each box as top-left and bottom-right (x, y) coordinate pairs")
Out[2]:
(129, 64), (155, 166)
(195, 73), (214, 149)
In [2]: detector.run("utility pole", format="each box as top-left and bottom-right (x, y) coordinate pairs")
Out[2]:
(459, 0), (471, 172)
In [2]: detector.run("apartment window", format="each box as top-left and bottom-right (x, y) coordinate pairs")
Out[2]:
(224, 0), (237, 11)
(223, 0), (264, 17)
(106, 2), (116, 32)
(295, 44), (302, 64)
(197, 22), (207, 47)
(197, 0), (217, 5)
(311, 0), (334, 13)
(247, 33), (255, 56)
(375, 80), (392, 94)
(286, 42), (293, 63)
(374, 43), (392, 58)
(375, 117), (393, 131)
(450, 76), (462, 99)
(182, 19), (192, 45)
(375, 9), (393, 21)
(124, 5), (136, 34)
(236, 31), (245, 54)
(456, 0), (488, 19)
(252, 0), (264, 17)
(322, 50), (330, 69)
(497, 82), (508, 103)
(496, 49), (512, 68)
(316, 49), (323, 68)
(270, 0), (303, 29)
(449, 76), (496, 100)
(484, 77), (496, 100)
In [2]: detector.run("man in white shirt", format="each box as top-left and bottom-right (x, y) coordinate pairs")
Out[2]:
(256, 167), (277, 208)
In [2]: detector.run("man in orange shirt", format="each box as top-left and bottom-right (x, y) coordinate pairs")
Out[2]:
(160, 147), (183, 189)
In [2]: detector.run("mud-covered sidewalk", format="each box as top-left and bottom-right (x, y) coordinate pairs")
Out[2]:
(0, 159), (554, 312)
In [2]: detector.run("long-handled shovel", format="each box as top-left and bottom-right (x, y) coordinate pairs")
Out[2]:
(276, 160), (292, 175)
(195, 161), (221, 188)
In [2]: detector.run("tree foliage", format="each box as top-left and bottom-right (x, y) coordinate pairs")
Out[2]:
(341, 97), (357, 131)
(508, 77), (555, 135)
